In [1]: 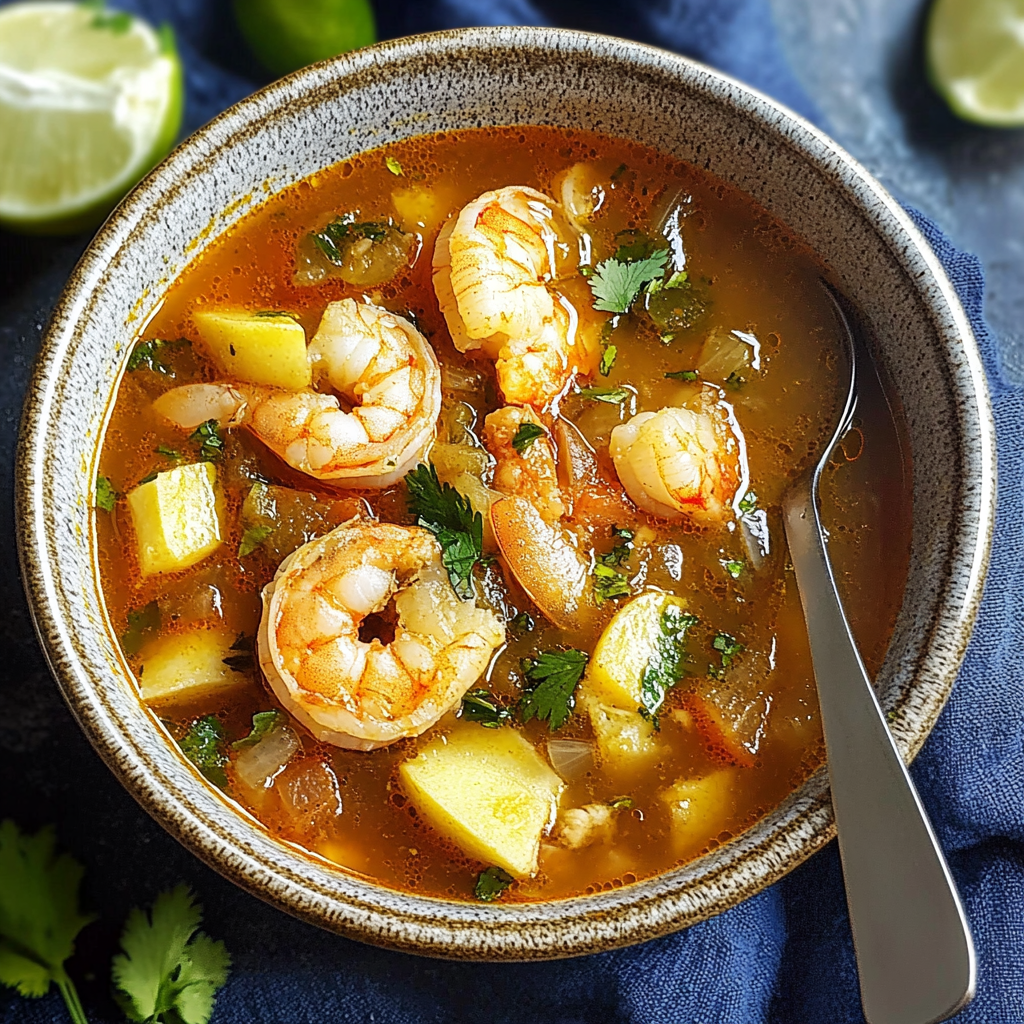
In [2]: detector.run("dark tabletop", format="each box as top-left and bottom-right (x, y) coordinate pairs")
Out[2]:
(2, 0), (1022, 1020)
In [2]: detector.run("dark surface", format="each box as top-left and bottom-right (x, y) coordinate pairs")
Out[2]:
(2, 1), (1022, 1022)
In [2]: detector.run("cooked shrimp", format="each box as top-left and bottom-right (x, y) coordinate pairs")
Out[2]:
(609, 402), (741, 524)
(257, 520), (505, 751)
(433, 186), (596, 406)
(153, 299), (441, 487)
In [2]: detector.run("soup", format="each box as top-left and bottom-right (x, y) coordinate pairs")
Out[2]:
(95, 126), (911, 903)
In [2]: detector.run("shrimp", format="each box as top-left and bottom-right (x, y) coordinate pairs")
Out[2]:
(153, 299), (441, 487)
(609, 402), (741, 524)
(432, 186), (598, 407)
(257, 520), (505, 751)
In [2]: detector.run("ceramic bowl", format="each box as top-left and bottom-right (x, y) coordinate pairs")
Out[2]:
(17, 27), (995, 959)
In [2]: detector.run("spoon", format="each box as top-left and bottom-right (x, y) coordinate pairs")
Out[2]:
(781, 287), (976, 1024)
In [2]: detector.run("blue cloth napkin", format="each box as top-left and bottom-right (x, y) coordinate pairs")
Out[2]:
(9, 0), (1023, 1021)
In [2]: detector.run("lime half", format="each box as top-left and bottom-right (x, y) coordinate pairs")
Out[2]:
(927, 0), (1024, 127)
(0, 2), (183, 234)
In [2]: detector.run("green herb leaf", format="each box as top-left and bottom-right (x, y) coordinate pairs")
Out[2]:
(609, 796), (634, 810)
(664, 369), (698, 382)
(405, 463), (484, 600)
(155, 445), (182, 462)
(0, 820), (95, 1023)
(237, 523), (274, 558)
(190, 420), (225, 462)
(639, 605), (699, 716)
(592, 562), (631, 604)
(588, 249), (670, 313)
(474, 866), (514, 902)
(95, 474), (117, 513)
(385, 156), (403, 176)
(112, 884), (230, 1024)
(121, 601), (160, 657)
(252, 310), (299, 321)
(460, 689), (511, 729)
(510, 611), (535, 634)
(722, 559), (745, 580)
(222, 634), (254, 674)
(126, 338), (188, 375)
(738, 491), (758, 515)
(578, 385), (630, 405)
(179, 717), (228, 789)
(519, 649), (589, 731)
(599, 344), (618, 376)
(724, 370), (746, 391)
(232, 711), (285, 750)
(310, 216), (390, 264)
(712, 631), (744, 670)
(511, 422), (546, 455)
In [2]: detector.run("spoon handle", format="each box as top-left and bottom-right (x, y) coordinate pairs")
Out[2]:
(783, 482), (975, 1024)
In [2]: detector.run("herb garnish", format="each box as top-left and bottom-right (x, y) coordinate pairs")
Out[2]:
(591, 527), (635, 604)
(708, 631), (744, 679)
(238, 523), (274, 558)
(190, 420), (225, 462)
(609, 796), (635, 810)
(460, 689), (511, 729)
(405, 463), (484, 600)
(222, 634), (255, 674)
(112, 884), (231, 1024)
(127, 337), (189, 375)
(385, 156), (403, 176)
(179, 716), (228, 789)
(665, 369), (698, 382)
(588, 248), (670, 313)
(121, 601), (160, 657)
(474, 866), (514, 902)
(310, 216), (390, 264)
(155, 445), (182, 462)
(519, 649), (589, 731)
(232, 711), (285, 750)
(96, 474), (117, 513)
(599, 344), (618, 376)
(639, 605), (698, 716)
(578, 385), (630, 405)
(0, 821), (94, 1024)
(722, 559), (745, 579)
(738, 491), (758, 515)
(510, 611), (535, 634)
(511, 422), (546, 455)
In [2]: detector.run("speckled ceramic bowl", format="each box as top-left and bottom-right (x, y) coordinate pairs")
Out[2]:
(17, 27), (995, 959)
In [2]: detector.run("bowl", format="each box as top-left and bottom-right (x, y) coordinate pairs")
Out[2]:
(16, 27), (995, 959)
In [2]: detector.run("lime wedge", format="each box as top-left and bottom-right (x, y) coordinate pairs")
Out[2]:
(927, 0), (1024, 127)
(0, 2), (183, 234)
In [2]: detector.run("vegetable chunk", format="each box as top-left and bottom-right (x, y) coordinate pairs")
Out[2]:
(127, 462), (223, 575)
(660, 770), (737, 854)
(138, 628), (246, 706)
(194, 308), (311, 390)
(400, 726), (564, 878)
(586, 698), (663, 776)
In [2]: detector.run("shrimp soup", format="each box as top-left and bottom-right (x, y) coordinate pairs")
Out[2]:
(95, 126), (911, 903)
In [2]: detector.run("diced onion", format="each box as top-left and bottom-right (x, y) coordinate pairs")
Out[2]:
(234, 724), (300, 789)
(547, 739), (595, 781)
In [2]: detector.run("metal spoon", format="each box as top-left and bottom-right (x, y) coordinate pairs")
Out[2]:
(781, 288), (976, 1024)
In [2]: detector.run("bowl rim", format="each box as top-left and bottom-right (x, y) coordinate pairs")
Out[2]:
(16, 25), (996, 960)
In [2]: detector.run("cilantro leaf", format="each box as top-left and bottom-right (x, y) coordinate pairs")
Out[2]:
(190, 420), (225, 462)
(179, 717), (228, 789)
(460, 689), (511, 728)
(405, 463), (483, 600)
(232, 711), (285, 750)
(713, 631), (744, 669)
(112, 884), (230, 1024)
(578, 385), (629, 405)
(96, 474), (117, 513)
(592, 562), (631, 603)
(609, 796), (634, 810)
(127, 338), (188, 375)
(0, 821), (94, 1024)
(237, 524), (274, 558)
(599, 344), (617, 376)
(474, 867), (514, 902)
(519, 649), (589, 731)
(640, 605), (699, 716)
(511, 422), (546, 455)
(588, 249), (669, 313)
(664, 369), (698, 382)
(310, 216), (390, 264)
(510, 611), (535, 634)
(121, 601), (160, 657)
(385, 156), (403, 176)
(738, 491), (758, 515)
(155, 445), (182, 462)
(722, 559), (745, 579)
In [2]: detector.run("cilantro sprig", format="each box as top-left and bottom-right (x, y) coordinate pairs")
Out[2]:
(405, 463), (484, 600)
(591, 526), (634, 605)
(460, 689), (511, 729)
(511, 422), (546, 455)
(127, 338), (188, 375)
(179, 717), (228, 789)
(190, 420), (225, 462)
(640, 605), (698, 716)
(95, 475), (117, 513)
(474, 867), (514, 902)
(232, 711), (285, 750)
(578, 385), (630, 405)
(519, 649), (589, 731)
(588, 248), (669, 313)
(238, 523), (274, 558)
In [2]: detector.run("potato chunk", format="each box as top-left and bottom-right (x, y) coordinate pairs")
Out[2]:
(586, 698), (663, 777)
(127, 462), (223, 575)
(586, 591), (690, 709)
(138, 628), (244, 706)
(660, 770), (737, 855)
(194, 308), (311, 390)
(400, 726), (564, 878)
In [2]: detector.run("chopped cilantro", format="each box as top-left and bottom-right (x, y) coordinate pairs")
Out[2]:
(639, 605), (699, 716)
(665, 369), (698, 382)
(179, 716), (228, 789)
(190, 419), (225, 462)
(609, 796), (635, 810)
(578, 385), (629, 405)
(405, 463), (483, 600)
(222, 634), (254, 674)
(238, 523), (274, 558)
(385, 156), (403, 176)
(232, 711), (285, 750)
(511, 422), (546, 455)
(713, 631), (744, 668)
(126, 337), (188, 375)
(723, 559), (745, 579)
(155, 445), (182, 462)
(252, 310), (299, 321)
(112, 884), (230, 1024)
(95, 474), (117, 512)
(121, 601), (160, 657)
(510, 611), (535, 634)
(311, 216), (390, 264)
(0, 820), (95, 1024)
(139, 469), (159, 485)
(588, 248), (670, 313)
(599, 344), (618, 376)
(474, 866), (514, 902)
(519, 649), (589, 731)
(647, 270), (689, 295)
(738, 491), (758, 515)
(579, 265), (595, 278)
(592, 563), (631, 604)
(460, 689), (511, 729)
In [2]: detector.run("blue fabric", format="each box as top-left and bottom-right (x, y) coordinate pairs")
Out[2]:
(6, 0), (1022, 1021)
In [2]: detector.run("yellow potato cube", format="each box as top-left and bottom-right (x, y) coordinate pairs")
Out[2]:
(585, 697), (663, 777)
(400, 726), (564, 878)
(391, 185), (454, 234)
(138, 628), (244, 706)
(586, 591), (689, 709)
(193, 308), (311, 389)
(660, 770), (737, 855)
(127, 462), (223, 575)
